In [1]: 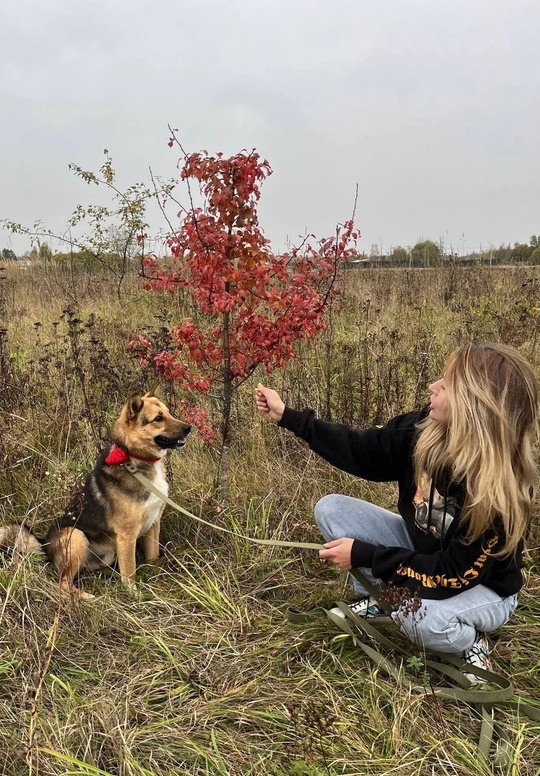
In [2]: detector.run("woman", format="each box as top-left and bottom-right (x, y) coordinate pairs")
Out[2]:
(255, 343), (539, 679)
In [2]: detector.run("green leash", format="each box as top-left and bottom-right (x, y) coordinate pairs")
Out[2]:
(287, 570), (540, 765)
(125, 462), (323, 550)
(126, 463), (540, 764)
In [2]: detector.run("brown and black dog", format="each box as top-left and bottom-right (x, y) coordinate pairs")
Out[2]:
(0, 390), (191, 598)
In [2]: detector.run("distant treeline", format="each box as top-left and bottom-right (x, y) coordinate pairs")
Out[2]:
(348, 236), (540, 268)
(2, 234), (540, 270)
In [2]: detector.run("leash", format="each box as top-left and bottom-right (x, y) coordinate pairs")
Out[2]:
(125, 462), (540, 764)
(287, 569), (540, 766)
(124, 462), (323, 551)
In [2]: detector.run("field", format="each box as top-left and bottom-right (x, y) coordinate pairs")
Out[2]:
(0, 262), (539, 775)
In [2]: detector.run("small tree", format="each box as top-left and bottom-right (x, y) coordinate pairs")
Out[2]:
(410, 240), (442, 267)
(132, 143), (359, 492)
(2, 151), (174, 298)
(389, 246), (409, 266)
(511, 242), (533, 264)
(530, 246), (540, 265)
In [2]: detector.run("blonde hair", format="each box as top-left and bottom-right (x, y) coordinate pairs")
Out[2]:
(414, 343), (539, 556)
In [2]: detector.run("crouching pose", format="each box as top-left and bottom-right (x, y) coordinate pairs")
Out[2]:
(256, 343), (539, 679)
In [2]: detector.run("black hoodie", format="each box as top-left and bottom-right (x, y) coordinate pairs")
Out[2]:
(278, 406), (522, 600)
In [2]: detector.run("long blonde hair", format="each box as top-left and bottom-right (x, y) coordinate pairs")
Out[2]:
(414, 343), (539, 556)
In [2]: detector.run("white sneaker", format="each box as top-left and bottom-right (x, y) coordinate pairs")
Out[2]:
(329, 596), (385, 620)
(461, 631), (492, 685)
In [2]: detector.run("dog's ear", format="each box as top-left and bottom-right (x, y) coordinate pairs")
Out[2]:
(143, 383), (160, 399)
(127, 394), (144, 420)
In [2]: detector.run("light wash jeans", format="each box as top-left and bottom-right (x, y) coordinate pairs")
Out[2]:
(315, 494), (518, 654)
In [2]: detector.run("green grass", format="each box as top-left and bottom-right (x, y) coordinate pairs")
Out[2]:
(2, 549), (538, 775)
(0, 263), (539, 775)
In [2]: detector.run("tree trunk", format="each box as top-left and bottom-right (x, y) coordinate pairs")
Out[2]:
(218, 308), (232, 500)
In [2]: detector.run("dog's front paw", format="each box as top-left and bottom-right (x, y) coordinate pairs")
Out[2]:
(122, 580), (143, 601)
(59, 581), (96, 601)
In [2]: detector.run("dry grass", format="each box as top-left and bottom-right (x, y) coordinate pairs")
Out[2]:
(0, 262), (539, 775)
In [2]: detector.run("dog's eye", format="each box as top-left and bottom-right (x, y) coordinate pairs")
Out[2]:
(153, 414), (164, 423)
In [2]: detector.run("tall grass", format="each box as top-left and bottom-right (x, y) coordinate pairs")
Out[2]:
(0, 262), (539, 775)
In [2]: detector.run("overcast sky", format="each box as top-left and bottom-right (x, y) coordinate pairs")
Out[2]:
(1, 0), (539, 257)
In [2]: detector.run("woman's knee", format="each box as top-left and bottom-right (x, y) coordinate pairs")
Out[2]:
(393, 608), (459, 652)
(314, 494), (343, 535)
(315, 494), (383, 542)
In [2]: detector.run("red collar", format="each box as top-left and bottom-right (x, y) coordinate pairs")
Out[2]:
(105, 445), (161, 465)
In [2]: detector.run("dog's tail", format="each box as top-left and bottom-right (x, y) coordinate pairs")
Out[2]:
(0, 524), (45, 560)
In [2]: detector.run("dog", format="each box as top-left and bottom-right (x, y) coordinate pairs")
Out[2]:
(0, 390), (191, 598)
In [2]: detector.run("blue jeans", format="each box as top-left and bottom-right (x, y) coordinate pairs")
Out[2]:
(315, 494), (518, 653)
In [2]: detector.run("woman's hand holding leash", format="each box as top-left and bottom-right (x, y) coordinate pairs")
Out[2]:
(319, 538), (354, 570)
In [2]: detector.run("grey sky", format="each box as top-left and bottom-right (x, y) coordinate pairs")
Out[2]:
(1, 0), (539, 257)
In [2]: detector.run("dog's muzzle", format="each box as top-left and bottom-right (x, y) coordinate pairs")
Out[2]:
(155, 425), (192, 449)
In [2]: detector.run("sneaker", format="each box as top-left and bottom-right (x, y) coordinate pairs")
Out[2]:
(329, 596), (385, 620)
(460, 631), (492, 685)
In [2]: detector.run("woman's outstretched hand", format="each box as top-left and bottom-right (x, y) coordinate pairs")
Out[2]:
(255, 384), (285, 423)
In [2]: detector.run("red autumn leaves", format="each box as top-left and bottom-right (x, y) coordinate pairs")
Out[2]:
(131, 149), (359, 439)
